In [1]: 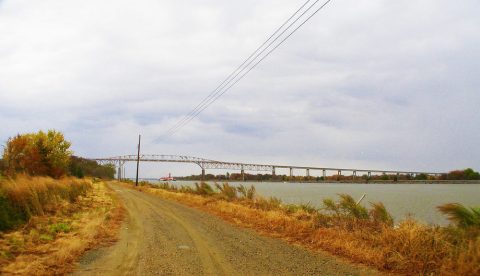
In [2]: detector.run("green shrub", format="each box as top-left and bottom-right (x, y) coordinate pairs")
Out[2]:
(322, 194), (369, 220)
(157, 182), (178, 191)
(299, 202), (317, 214)
(69, 156), (115, 179)
(338, 194), (368, 219)
(236, 185), (256, 200)
(369, 202), (393, 226)
(179, 185), (195, 193)
(0, 190), (28, 231)
(284, 204), (300, 214)
(253, 196), (283, 211)
(322, 198), (340, 215)
(438, 203), (480, 228)
(215, 183), (237, 200)
(48, 222), (71, 234)
(194, 182), (215, 196)
(39, 234), (53, 242)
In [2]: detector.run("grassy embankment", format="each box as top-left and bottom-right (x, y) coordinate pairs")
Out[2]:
(125, 181), (479, 275)
(0, 176), (124, 275)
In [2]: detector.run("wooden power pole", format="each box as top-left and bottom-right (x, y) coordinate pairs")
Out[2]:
(135, 134), (141, 186)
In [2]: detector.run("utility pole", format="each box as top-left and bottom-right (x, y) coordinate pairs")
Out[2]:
(135, 134), (141, 186)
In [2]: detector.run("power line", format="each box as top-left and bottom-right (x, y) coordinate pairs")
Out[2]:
(165, 0), (333, 137)
(163, 0), (314, 136)
(167, 0), (332, 137)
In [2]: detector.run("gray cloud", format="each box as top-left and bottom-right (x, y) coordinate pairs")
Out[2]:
(1, 0), (479, 177)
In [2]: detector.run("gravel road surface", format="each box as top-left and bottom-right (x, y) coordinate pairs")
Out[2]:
(74, 183), (378, 275)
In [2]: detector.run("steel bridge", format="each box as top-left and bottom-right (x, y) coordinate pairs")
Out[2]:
(90, 154), (445, 181)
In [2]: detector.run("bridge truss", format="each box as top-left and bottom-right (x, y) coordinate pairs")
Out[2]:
(90, 154), (445, 181)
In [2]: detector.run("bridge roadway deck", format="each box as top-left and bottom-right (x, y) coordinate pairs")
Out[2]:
(90, 154), (444, 177)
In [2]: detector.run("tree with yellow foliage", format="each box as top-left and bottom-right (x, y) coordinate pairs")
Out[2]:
(2, 130), (72, 178)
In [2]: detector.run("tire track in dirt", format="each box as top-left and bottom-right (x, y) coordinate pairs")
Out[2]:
(74, 183), (380, 275)
(126, 188), (235, 275)
(73, 188), (141, 275)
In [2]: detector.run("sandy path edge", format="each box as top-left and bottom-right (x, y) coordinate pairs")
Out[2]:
(73, 183), (380, 275)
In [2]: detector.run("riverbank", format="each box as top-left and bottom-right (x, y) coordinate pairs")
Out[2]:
(132, 178), (480, 184)
(125, 181), (479, 275)
(75, 182), (377, 275)
(147, 180), (480, 225)
(0, 176), (124, 275)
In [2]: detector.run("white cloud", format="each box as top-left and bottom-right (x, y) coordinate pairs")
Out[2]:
(0, 0), (479, 177)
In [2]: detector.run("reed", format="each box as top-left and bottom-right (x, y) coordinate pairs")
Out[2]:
(131, 181), (480, 275)
(437, 203), (480, 228)
(194, 182), (215, 196)
(214, 182), (237, 200)
(236, 184), (256, 200)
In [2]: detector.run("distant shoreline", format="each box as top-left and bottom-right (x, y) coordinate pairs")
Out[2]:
(129, 178), (480, 185)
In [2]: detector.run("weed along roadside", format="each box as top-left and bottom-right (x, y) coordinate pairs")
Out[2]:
(0, 130), (124, 275)
(122, 180), (480, 275)
(0, 176), (124, 275)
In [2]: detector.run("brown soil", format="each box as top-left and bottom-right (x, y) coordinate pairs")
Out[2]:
(74, 183), (379, 275)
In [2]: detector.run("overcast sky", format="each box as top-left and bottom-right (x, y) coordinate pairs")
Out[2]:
(1, 0), (479, 177)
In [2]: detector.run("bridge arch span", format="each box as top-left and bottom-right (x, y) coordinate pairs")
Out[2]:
(89, 154), (444, 181)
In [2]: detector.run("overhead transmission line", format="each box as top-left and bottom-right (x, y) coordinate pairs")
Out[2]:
(164, 0), (315, 136)
(164, 0), (333, 137)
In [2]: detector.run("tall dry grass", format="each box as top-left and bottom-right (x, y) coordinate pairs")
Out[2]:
(130, 181), (480, 275)
(0, 175), (92, 231)
(0, 179), (124, 275)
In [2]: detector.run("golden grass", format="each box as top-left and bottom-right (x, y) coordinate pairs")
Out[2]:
(127, 182), (480, 276)
(0, 178), (124, 275)
(0, 175), (92, 231)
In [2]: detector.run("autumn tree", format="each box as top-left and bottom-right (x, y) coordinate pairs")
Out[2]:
(0, 159), (5, 176)
(447, 168), (480, 180)
(2, 130), (72, 178)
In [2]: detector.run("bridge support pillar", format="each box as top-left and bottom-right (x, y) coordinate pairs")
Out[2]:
(241, 169), (245, 181)
(368, 171), (371, 180)
(337, 170), (342, 181)
(290, 168), (293, 178)
(117, 165), (122, 181)
(272, 167), (276, 178)
(201, 169), (205, 181)
(323, 170), (326, 181)
(306, 169), (310, 178)
(353, 171), (357, 182)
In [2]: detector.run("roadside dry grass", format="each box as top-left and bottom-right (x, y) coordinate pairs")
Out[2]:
(0, 177), (124, 275)
(0, 176), (91, 231)
(125, 181), (480, 276)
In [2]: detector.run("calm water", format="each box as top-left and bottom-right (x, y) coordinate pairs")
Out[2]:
(150, 180), (480, 225)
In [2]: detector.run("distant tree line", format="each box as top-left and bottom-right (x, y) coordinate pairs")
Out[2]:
(1, 130), (115, 179)
(69, 156), (115, 179)
(441, 168), (480, 180)
(177, 168), (480, 182)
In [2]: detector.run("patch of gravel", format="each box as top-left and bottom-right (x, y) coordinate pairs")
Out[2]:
(73, 184), (381, 275)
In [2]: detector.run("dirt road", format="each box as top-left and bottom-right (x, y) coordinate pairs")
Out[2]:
(74, 183), (378, 275)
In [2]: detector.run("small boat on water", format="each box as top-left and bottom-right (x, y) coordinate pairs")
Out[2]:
(160, 173), (175, 181)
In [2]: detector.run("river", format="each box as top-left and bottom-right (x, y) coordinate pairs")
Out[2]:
(149, 180), (480, 225)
